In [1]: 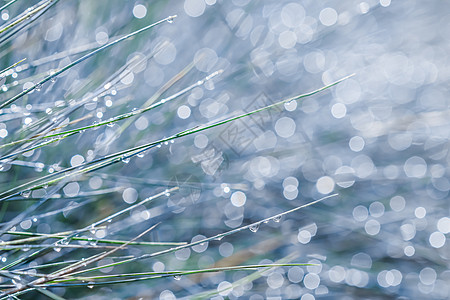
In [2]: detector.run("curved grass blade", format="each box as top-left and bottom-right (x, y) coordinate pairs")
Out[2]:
(0, 187), (178, 271)
(3, 230), (186, 247)
(0, 75), (352, 201)
(0, 42), (170, 164)
(0, 69), (222, 155)
(63, 194), (337, 277)
(0, 224), (160, 297)
(0, 58), (26, 77)
(0, 0), (56, 35)
(0, 0), (59, 46)
(0, 0), (20, 12)
(0, 14), (177, 109)
(0, 244), (124, 250)
(44, 263), (313, 288)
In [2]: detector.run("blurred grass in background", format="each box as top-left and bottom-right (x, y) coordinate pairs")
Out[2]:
(0, 0), (449, 299)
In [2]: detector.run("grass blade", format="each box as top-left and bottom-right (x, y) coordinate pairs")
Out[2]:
(0, 14), (177, 109)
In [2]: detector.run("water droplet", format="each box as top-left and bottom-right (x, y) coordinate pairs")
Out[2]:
(167, 15), (176, 23)
(20, 190), (31, 198)
(89, 226), (96, 234)
(87, 282), (94, 289)
(54, 247), (61, 252)
(121, 156), (130, 164)
(249, 223), (260, 233)
(35, 84), (42, 91)
(51, 77), (57, 83)
(107, 219), (112, 223)
(32, 218), (37, 222)
(164, 141), (169, 145)
(215, 236), (224, 241)
(173, 275), (181, 280)
(137, 152), (145, 158)
(272, 215), (282, 223)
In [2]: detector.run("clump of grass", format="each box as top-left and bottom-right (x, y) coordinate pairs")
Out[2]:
(0, 2), (351, 299)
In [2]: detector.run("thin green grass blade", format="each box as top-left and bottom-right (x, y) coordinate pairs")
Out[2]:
(0, 0), (55, 35)
(0, 75), (352, 201)
(0, 58), (26, 76)
(0, 0), (20, 12)
(66, 194), (337, 276)
(0, 14), (177, 109)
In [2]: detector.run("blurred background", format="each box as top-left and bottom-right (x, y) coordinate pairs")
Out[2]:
(0, 0), (449, 299)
